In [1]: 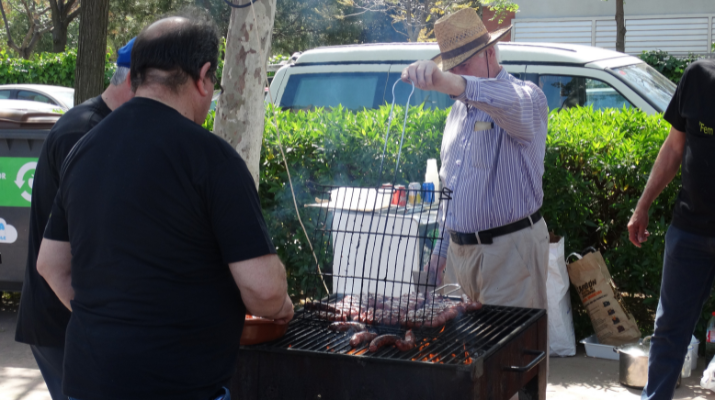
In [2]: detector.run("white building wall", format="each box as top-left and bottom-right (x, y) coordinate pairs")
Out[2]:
(512, 0), (715, 55)
(517, 0), (715, 19)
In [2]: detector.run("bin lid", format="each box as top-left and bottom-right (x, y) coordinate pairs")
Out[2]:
(0, 100), (61, 130)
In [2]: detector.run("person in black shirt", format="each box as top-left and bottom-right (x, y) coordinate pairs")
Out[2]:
(36, 13), (293, 400)
(628, 60), (715, 399)
(14, 38), (136, 400)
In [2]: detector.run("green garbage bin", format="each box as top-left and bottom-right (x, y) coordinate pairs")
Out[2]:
(0, 107), (59, 291)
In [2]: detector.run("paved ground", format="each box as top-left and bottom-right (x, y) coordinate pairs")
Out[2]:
(2, 309), (715, 399)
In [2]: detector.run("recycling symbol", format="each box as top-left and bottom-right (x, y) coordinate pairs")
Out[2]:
(15, 161), (36, 202)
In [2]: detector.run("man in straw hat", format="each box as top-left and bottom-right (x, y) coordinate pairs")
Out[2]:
(405, 9), (550, 317)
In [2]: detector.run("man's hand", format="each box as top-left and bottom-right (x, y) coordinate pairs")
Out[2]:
(401, 60), (466, 96)
(424, 253), (447, 287)
(627, 206), (651, 248)
(272, 293), (294, 325)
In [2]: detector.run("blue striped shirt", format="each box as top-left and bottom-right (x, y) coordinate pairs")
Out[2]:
(436, 67), (549, 257)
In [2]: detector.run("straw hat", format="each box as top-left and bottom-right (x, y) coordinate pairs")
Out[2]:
(431, 8), (512, 71)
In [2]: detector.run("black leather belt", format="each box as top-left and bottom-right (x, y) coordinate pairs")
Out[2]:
(450, 210), (542, 245)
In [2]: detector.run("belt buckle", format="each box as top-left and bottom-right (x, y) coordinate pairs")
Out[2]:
(475, 231), (493, 245)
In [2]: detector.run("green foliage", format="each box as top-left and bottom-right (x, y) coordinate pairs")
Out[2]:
(640, 50), (699, 84)
(485, 1), (519, 24)
(203, 105), (713, 342)
(0, 49), (117, 88)
(203, 109), (216, 131)
(0, 49), (76, 86)
(107, 1), (231, 58)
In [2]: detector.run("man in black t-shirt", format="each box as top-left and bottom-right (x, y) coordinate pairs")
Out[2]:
(14, 39), (136, 400)
(628, 60), (715, 399)
(35, 14), (293, 400)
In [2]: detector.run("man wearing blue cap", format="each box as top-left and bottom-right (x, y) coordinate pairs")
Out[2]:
(14, 38), (136, 400)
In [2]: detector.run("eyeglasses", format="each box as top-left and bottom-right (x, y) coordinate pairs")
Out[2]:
(210, 72), (224, 95)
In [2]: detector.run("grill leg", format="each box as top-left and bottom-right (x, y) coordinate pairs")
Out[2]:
(520, 360), (547, 400)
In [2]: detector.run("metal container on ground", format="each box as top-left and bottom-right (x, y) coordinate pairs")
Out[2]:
(613, 336), (681, 389)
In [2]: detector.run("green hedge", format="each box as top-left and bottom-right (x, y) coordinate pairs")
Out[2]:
(0, 49), (117, 88)
(1, 44), (279, 91)
(213, 105), (711, 343)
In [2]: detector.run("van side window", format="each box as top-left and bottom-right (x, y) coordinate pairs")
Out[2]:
(0, 90), (11, 99)
(385, 73), (455, 110)
(280, 72), (387, 111)
(538, 75), (633, 112)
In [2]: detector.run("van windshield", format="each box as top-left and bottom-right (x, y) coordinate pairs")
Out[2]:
(278, 71), (455, 111)
(611, 63), (676, 113)
(280, 72), (387, 110)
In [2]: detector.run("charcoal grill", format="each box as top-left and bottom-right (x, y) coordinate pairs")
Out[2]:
(231, 185), (547, 399)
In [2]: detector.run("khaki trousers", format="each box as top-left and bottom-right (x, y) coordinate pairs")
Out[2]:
(444, 218), (550, 399)
(444, 218), (549, 310)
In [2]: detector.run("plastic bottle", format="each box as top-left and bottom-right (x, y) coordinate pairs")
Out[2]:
(706, 312), (715, 360)
(702, 355), (715, 393)
(425, 159), (441, 203)
(682, 350), (692, 378)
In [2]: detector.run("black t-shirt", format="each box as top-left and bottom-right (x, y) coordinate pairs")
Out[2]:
(44, 97), (276, 400)
(663, 60), (715, 237)
(15, 95), (111, 347)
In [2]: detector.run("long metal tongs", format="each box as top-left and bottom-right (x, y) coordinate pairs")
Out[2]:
(433, 283), (462, 296)
(377, 79), (415, 186)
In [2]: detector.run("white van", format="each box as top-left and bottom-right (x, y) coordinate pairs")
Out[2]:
(267, 42), (676, 115)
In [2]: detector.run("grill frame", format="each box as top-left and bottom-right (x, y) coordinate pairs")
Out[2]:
(231, 305), (547, 400)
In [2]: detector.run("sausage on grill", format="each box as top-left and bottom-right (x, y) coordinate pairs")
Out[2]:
(395, 330), (416, 351)
(328, 321), (367, 332)
(349, 331), (377, 347)
(369, 334), (401, 352)
(466, 301), (482, 312)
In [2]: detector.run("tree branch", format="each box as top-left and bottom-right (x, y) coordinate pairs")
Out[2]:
(66, 7), (79, 24)
(65, 0), (79, 15)
(0, 0), (20, 51)
(20, 0), (33, 21)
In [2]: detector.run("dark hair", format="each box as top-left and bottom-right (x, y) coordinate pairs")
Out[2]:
(131, 9), (219, 92)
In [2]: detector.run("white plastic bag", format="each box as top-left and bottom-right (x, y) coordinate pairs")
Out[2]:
(701, 356), (715, 392)
(547, 234), (576, 356)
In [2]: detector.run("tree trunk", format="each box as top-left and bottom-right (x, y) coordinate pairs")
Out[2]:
(74, 0), (109, 105)
(52, 23), (68, 52)
(213, 0), (277, 189)
(615, 0), (626, 53)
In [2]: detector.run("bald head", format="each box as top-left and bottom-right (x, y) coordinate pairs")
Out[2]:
(130, 11), (219, 93)
(142, 17), (190, 39)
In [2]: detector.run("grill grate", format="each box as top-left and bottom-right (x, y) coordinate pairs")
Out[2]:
(301, 183), (455, 327)
(253, 303), (543, 367)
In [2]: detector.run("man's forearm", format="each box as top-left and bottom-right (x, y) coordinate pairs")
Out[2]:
(637, 131), (684, 210)
(46, 273), (74, 311)
(438, 72), (467, 97)
(37, 238), (74, 310)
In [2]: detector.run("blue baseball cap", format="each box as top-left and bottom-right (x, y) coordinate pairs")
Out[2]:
(116, 37), (136, 69)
